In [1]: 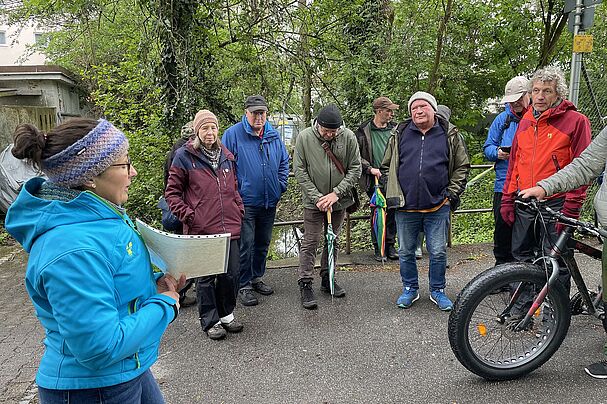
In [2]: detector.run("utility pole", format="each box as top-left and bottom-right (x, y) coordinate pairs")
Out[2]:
(566, 0), (602, 104)
(568, 0), (584, 105)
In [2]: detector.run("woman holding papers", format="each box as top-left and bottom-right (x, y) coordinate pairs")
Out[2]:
(165, 109), (245, 340)
(5, 118), (184, 403)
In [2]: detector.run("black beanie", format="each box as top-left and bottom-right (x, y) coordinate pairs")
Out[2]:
(316, 104), (343, 129)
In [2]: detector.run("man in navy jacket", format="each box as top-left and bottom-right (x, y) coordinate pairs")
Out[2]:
(222, 95), (290, 306)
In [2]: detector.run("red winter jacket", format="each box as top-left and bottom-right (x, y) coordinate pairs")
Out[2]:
(165, 141), (244, 239)
(502, 100), (591, 222)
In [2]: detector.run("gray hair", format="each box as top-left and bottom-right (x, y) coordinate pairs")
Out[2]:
(528, 66), (568, 98)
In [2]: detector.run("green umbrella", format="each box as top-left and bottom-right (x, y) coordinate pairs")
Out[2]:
(326, 209), (336, 295)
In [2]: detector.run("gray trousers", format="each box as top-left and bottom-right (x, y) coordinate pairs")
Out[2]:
(298, 208), (346, 281)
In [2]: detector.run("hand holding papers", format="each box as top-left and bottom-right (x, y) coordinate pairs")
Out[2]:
(135, 219), (230, 279)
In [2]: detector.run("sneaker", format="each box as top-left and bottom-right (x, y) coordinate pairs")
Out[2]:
(221, 318), (244, 333)
(239, 288), (258, 306)
(387, 244), (399, 260)
(585, 361), (607, 379)
(430, 289), (453, 311)
(252, 280), (274, 296)
(415, 246), (423, 260)
(299, 280), (317, 310)
(396, 287), (419, 308)
(320, 276), (346, 297)
(206, 323), (227, 340)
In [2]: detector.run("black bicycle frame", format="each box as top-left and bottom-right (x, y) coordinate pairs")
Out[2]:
(510, 226), (602, 330)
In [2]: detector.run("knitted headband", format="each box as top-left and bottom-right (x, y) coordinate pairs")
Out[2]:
(42, 119), (129, 187)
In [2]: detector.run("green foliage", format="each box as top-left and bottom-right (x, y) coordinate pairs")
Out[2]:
(4, 0), (605, 248)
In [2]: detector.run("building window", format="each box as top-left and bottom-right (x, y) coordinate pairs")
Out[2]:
(0, 31), (6, 45)
(34, 33), (44, 44)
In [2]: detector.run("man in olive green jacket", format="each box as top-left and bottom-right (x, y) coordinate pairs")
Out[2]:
(293, 104), (362, 309)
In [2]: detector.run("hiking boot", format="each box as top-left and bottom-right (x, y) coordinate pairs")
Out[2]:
(585, 361), (607, 379)
(387, 244), (399, 260)
(299, 280), (317, 310)
(373, 245), (386, 262)
(239, 288), (258, 306)
(221, 318), (244, 333)
(430, 289), (453, 311)
(320, 275), (346, 297)
(206, 323), (227, 340)
(396, 287), (419, 308)
(252, 280), (274, 296)
(179, 294), (197, 308)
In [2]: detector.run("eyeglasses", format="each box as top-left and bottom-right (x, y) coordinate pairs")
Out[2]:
(110, 157), (132, 175)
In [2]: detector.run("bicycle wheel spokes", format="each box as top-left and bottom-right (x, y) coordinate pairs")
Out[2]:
(466, 282), (558, 367)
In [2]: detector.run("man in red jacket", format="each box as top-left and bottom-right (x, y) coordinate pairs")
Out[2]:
(501, 66), (591, 292)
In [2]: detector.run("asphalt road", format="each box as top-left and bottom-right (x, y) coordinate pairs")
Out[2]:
(1, 243), (606, 403)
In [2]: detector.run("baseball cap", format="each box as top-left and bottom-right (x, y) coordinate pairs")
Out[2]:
(501, 76), (529, 103)
(372, 96), (399, 110)
(244, 95), (268, 112)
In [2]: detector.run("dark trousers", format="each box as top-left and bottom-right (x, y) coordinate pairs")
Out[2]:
(511, 197), (571, 291)
(197, 239), (240, 331)
(238, 205), (276, 289)
(367, 187), (396, 250)
(492, 192), (514, 265)
(298, 208), (346, 281)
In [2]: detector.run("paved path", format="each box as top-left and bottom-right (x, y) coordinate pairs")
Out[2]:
(1, 243), (606, 403)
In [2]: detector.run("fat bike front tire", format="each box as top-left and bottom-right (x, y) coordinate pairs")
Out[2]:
(448, 262), (571, 380)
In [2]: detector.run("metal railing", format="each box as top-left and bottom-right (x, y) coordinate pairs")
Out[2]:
(273, 164), (494, 255)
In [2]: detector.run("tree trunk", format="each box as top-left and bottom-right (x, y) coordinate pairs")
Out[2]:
(298, 0), (312, 125)
(538, 4), (568, 68)
(428, 0), (453, 94)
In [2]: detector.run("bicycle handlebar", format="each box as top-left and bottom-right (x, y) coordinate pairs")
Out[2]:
(514, 197), (607, 239)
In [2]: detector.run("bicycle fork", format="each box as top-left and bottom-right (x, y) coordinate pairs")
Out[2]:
(506, 230), (573, 331)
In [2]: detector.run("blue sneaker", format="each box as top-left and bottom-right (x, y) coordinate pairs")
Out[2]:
(397, 287), (419, 308)
(430, 289), (453, 311)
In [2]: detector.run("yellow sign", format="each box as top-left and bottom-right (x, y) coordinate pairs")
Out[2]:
(573, 34), (593, 53)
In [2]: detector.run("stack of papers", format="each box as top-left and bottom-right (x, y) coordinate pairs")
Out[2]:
(135, 219), (230, 279)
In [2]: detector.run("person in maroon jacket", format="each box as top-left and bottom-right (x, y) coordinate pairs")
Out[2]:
(165, 109), (245, 340)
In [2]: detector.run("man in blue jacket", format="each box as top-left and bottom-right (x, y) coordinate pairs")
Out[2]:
(483, 76), (530, 266)
(222, 95), (290, 306)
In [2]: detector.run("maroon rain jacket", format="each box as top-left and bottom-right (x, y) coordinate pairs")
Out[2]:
(165, 140), (244, 239)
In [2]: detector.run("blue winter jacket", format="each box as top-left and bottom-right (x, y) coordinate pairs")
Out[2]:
(483, 105), (523, 192)
(222, 116), (290, 208)
(5, 178), (177, 390)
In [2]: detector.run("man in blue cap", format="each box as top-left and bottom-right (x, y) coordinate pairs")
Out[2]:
(222, 95), (290, 307)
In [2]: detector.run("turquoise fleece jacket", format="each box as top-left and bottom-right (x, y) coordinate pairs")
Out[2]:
(5, 177), (176, 390)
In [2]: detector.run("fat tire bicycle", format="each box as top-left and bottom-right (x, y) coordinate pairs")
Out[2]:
(448, 198), (607, 380)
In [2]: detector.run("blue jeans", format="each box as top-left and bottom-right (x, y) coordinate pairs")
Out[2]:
(38, 369), (164, 404)
(239, 205), (276, 289)
(395, 204), (450, 291)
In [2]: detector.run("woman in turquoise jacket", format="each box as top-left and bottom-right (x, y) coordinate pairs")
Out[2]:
(5, 118), (184, 403)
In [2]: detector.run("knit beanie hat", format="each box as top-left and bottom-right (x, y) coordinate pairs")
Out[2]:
(407, 91), (438, 113)
(193, 109), (219, 133)
(316, 104), (343, 129)
(42, 119), (129, 187)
